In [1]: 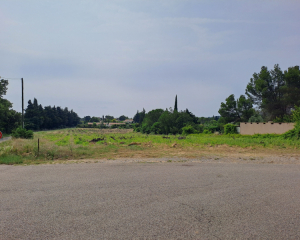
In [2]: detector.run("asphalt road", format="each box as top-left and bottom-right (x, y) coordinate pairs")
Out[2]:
(0, 136), (11, 143)
(1, 162), (300, 239)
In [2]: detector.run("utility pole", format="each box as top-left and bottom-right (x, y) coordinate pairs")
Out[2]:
(22, 78), (24, 128)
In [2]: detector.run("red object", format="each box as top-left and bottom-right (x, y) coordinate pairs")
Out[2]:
(0, 131), (2, 139)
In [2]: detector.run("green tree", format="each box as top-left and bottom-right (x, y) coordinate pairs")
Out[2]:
(218, 94), (239, 123)
(0, 79), (21, 133)
(133, 111), (140, 123)
(84, 116), (91, 123)
(237, 95), (255, 122)
(105, 115), (114, 122)
(246, 64), (286, 120)
(174, 95), (178, 112)
(118, 115), (127, 121)
(284, 66), (300, 108)
(0, 79), (8, 98)
(139, 108), (146, 124)
(219, 94), (254, 123)
(90, 116), (100, 122)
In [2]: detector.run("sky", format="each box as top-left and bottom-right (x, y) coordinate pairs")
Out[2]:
(1, 0), (300, 118)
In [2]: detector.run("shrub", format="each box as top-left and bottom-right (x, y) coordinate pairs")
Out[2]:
(224, 124), (237, 134)
(182, 125), (197, 135)
(282, 106), (300, 139)
(203, 129), (211, 134)
(11, 127), (34, 139)
(150, 122), (161, 134)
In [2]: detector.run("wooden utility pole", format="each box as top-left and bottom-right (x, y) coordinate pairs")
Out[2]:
(22, 78), (24, 128)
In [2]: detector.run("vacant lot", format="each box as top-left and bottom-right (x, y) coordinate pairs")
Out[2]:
(1, 128), (300, 165)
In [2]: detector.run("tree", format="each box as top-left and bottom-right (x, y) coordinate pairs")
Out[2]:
(25, 98), (80, 130)
(0, 79), (8, 98)
(237, 95), (255, 122)
(118, 115), (127, 121)
(143, 109), (164, 126)
(0, 79), (21, 133)
(90, 116), (100, 122)
(139, 108), (146, 124)
(105, 115), (114, 122)
(84, 116), (91, 123)
(284, 65), (300, 108)
(174, 95), (178, 112)
(218, 94), (254, 123)
(246, 64), (286, 120)
(133, 111), (140, 123)
(218, 94), (239, 123)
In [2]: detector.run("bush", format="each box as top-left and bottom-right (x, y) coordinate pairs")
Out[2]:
(182, 125), (197, 135)
(11, 127), (34, 139)
(150, 122), (161, 134)
(224, 124), (237, 134)
(282, 106), (300, 139)
(203, 129), (211, 134)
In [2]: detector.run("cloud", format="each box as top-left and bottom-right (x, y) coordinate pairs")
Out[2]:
(1, 0), (300, 118)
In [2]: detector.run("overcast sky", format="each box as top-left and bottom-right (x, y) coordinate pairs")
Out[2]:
(1, 0), (300, 118)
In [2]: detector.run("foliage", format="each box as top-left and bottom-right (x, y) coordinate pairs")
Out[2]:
(25, 98), (80, 130)
(150, 122), (161, 134)
(90, 116), (100, 122)
(105, 115), (114, 122)
(83, 116), (91, 123)
(0, 79), (9, 98)
(182, 125), (197, 135)
(218, 94), (254, 123)
(11, 127), (34, 139)
(284, 66), (300, 108)
(248, 112), (264, 123)
(282, 105), (300, 139)
(136, 108), (199, 135)
(118, 115), (128, 121)
(272, 114), (293, 123)
(246, 64), (286, 120)
(133, 110), (140, 123)
(224, 124), (237, 134)
(0, 79), (22, 133)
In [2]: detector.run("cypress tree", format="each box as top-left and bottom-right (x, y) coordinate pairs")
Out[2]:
(174, 95), (178, 112)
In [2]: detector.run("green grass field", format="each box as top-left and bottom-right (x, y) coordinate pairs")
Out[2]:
(0, 128), (299, 165)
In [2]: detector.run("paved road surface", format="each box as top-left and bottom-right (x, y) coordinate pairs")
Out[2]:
(0, 136), (11, 143)
(1, 162), (300, 239)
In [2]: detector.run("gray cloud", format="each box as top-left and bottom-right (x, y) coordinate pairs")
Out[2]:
(1, 0), (300, 118)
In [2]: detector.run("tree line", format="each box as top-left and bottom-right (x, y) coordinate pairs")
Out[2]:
(24, 98), (80, 130)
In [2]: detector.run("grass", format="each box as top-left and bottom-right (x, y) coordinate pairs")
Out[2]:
(1, 128), (300, 165)
(0, 155), (23, 165)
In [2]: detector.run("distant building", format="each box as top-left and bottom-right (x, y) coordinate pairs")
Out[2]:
(124, 119), (134, 123)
